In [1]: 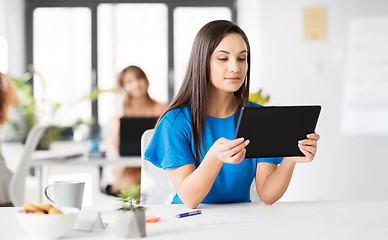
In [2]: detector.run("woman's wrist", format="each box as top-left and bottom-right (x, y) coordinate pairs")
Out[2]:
(282, 157), (298, 167)
(204, 150), (224, 167)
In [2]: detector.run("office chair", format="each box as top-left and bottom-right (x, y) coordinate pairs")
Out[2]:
(140, 129), (175, 205)
(8, 124), (48, 206)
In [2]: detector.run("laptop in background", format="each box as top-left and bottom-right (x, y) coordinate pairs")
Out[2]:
(119, 117), (158, 156)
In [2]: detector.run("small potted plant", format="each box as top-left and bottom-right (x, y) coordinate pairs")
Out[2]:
(116, 185), (146, 238)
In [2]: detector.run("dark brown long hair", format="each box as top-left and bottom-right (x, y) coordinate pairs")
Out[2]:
(159, 20), (251, 164)
(0, 73), (19, 125)
(118, 65), (152, 102)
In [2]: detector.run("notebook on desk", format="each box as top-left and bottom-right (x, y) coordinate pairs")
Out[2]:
(119, 117), (158, 156)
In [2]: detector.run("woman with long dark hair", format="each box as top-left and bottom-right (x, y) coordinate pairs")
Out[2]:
(145, 20), (319, 208)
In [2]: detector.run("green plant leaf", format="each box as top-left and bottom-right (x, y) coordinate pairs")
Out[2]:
(116, 185), (142, 211)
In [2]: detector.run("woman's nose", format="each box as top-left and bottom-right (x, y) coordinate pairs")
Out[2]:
(132, 80), (140, 88)
(228, 59), (240, 73)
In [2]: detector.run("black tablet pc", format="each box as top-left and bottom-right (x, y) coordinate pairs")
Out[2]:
(235, 106), (321, 158)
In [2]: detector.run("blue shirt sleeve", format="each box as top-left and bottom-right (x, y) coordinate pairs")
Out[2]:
(255, 157), (283, 165)
(144, 109), (195, 170)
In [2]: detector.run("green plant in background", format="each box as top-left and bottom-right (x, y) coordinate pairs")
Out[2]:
(85, 87), (119, 101)
(9, 71), (65, 149)
(9, 71), (37, 142)
(117, 185), (144, 211)
(249, 89), (270, 105)
(8, 68), (118, 149)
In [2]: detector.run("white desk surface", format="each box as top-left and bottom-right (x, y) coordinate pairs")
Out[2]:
(1, 200), (388, 240)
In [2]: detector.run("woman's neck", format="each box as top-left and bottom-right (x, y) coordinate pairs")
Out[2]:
(126, 95), (151, 107)
(207, 89), (237, 118)
(123, 95), (155, 117)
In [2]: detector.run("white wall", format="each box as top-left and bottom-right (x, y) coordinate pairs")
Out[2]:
(0, 0), (7, 38)
(238, 0), (388, 201)
(0, 0), (25, 75)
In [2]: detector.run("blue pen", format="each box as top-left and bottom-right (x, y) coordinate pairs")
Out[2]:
(175, 210), (202, 218)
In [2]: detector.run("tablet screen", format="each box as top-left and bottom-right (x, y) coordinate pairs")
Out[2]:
(235, 106), (321, 158)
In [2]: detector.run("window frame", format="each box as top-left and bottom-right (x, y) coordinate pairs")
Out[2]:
(26, 0), (237, 127)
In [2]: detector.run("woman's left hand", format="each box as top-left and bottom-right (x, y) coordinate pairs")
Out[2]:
(286, 133), (320, 163)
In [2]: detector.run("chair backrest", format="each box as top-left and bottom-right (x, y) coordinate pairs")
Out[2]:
(8, 124), (48, 206)
(140, 129), (175, 205)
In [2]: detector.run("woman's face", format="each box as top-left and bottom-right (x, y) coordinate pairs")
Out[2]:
(209, 33), (248, 94)
(121, 71), (148, 98)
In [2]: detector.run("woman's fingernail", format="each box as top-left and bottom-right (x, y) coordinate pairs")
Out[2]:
(240, 138), (244, 142)
(245, 140), (250, 145)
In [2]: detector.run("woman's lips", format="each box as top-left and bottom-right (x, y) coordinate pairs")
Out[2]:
(225, 77), (240, 81)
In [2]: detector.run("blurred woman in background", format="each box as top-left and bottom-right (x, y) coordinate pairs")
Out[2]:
(0, 73), (19, 206)
(105, 65), (166, 195)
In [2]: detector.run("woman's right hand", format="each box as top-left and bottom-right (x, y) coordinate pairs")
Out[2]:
(208, 137), (250, 164)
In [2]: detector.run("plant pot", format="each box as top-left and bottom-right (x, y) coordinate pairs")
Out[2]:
(116, 209), (146, 238)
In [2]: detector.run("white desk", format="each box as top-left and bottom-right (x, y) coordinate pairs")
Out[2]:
(1, 200), (388, 240)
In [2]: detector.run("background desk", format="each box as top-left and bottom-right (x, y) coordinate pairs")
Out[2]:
(33, 142), (142, 203)
(2, 141), (141, 203)
(32, 155), (141, 202)
(1, 200), (388, 240)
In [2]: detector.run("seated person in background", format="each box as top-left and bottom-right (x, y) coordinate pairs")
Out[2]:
(0, 73), (19, 206)
(106, 65), (166, 195)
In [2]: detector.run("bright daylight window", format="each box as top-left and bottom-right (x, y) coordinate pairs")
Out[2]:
(173, 7), (231, 95)
(33, 8), (92, 126)
(0, 36), (7, 73)
(28, 1), (236, 130)
(97, 3), (168, 127)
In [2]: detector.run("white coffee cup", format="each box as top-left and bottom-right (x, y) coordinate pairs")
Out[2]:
(44, 181), (85, 209)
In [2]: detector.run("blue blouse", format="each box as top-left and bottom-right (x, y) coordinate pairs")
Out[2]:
(144, 101), (283, 204)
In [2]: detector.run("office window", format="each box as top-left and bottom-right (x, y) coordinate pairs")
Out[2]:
(174, 7), (232, 94)
(27, 0), (236, 129)
(97, 3), (168, 126)
(33, 8), (91, 125)
(0, 36), (7, 73)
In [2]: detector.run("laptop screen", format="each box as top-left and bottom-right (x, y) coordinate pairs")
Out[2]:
(119, 117), (158, 156)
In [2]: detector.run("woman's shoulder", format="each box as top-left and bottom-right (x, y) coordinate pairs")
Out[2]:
(161, 105), (190, 125)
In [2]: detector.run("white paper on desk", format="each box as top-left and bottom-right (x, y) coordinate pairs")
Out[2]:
(73, 210), (108, 232)
(179, 212), (263, 227)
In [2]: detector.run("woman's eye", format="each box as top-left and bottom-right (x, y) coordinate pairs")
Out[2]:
(238, 57), (247, 61)
(218, 58), (227, 61)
